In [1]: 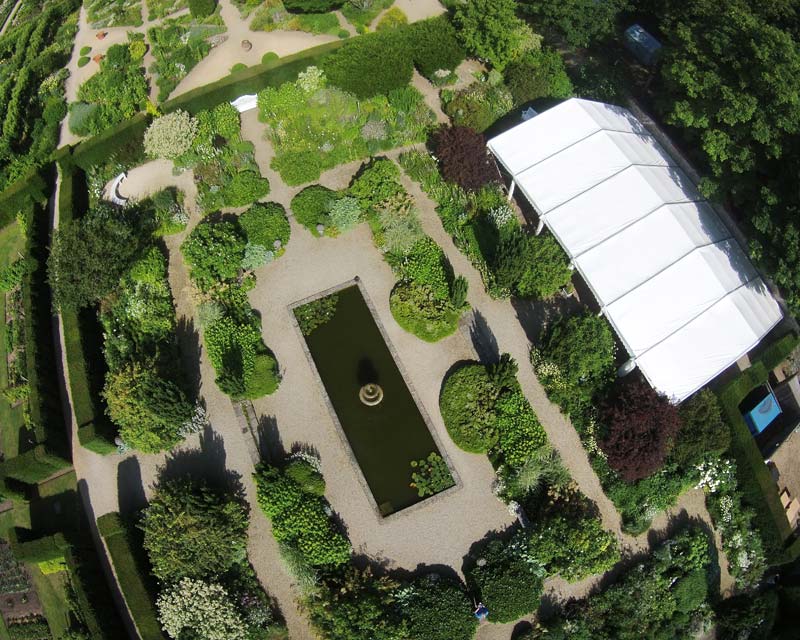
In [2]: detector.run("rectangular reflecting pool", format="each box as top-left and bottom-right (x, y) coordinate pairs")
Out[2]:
(295, 283), (453, 516)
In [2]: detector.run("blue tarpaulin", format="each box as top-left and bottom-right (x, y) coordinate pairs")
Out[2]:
(744, 390), (782, 435)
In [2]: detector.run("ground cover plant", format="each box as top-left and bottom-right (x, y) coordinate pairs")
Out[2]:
(139, 475), (286, 640)
(399, 150), (572, 299)
(181, 197), (287, 398)
(69, 42), (149, 137)
(0, 0), (79, 191)
(148, 10), (227, 101)
(258, 66), (433, 185)
(86, 0), (142, 27)
(530, 526), (713, 638)
(442, 77), (514, 134)
(167, 103), (270, 213)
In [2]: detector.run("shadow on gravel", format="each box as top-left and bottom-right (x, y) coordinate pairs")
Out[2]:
(116, 456), (147, 517)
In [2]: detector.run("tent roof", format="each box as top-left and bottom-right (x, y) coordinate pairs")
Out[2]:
(487, 98), (782, 401)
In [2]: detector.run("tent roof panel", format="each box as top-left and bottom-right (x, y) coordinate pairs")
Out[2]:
(574, 201), (731, 304)
(486, 98), (783, 401)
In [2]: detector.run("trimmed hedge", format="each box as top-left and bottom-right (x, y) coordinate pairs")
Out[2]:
(0, 169), (48, 228)
(97, 512), (166, 640)
(162, 40), (345, 114)
(22, 191), (69, 455)
(1, 446), (71, 485)
(715, 333), (799, 563)
(11, 533), (68, 564)
(65, 538), (127, 639)
(71, 113), (150, 171)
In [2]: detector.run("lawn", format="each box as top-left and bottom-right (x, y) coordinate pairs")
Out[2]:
(29, 565), (71, 639)
(0, 223), (27, 459)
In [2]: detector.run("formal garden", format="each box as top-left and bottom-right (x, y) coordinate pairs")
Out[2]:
(0, 0), (795, 638)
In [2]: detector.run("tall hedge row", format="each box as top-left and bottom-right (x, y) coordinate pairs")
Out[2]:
(97, 512), (166, 640)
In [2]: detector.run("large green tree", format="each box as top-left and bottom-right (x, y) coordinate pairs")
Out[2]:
(521, 0), (629, 47)
(453, 0), (539, 70)
(141, 479), (249, 583)
(48, 212), (138, 310)
(103, 363), (193, 453)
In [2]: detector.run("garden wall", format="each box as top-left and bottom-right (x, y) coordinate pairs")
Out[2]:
(97, 512), (166, 640)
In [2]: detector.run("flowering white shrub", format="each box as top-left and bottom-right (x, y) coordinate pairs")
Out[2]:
(488, 204), (515, 228)
(157, 578), (247, 640)
(695, 458), (736, 494)
(144, 110), (199, 160)
(297, 66), (325, 94)
(288, 450), (322, 473)
(178, 403), (210, 439)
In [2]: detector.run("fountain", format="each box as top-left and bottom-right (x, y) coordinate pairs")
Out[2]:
(359, 382), (384, 406)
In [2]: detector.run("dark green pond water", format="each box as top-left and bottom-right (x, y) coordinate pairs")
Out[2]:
(300, 285), (443, 516)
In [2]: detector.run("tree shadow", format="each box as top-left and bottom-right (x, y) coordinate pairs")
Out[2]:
(255, 414), (285, 464)
(511, 621), (535, 639)
(468, 309), (500, 364)
(356, 357), (380, 386)
(116, 456), (147, 517)
(175, 316), (202, 400)
(157, 423), (243, 499)
(511, 293), (583, 347)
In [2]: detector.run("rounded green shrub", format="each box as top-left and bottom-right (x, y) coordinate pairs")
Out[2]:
(321, 30), (414, 98)
(466, 536), (544, 623)
(402, 575), (477, 640)
(79, 46), (92, 56)
(272, 151), (322, 186)
(439, 364), (499, 453)
(262, 51), (280, 64)
(231, 62), (248, 73)
(239, 202), (290, 250)
(77, 56), (90, 68)
(241, 352), (280, 398)
(189, 0), (217, 18)
(285, 459), (326, 496)
(504, 49), (573, 107)
(390, 282), (460, 343)
(290, 185), (337, 234)
(337, 29), (350, 39)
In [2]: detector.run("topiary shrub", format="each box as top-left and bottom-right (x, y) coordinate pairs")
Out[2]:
(188, 0), (217, 18)
(141, 478), (249, 582)
(439, 364), (499, 453)
(261, 51), (279, 64)
(230, 63), (247, 73)
(291, 185), (337, 235)
(406, 16), (465, 80)
(671, 388), (730, 468)
(435, 126), (501, 192)
(77, 56), (90, 68)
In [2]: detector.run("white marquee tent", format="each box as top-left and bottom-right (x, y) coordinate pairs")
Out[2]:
(487, 98), (783, 401)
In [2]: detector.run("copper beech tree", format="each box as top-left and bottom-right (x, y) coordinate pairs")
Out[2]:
(600, 378), (682, 482)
